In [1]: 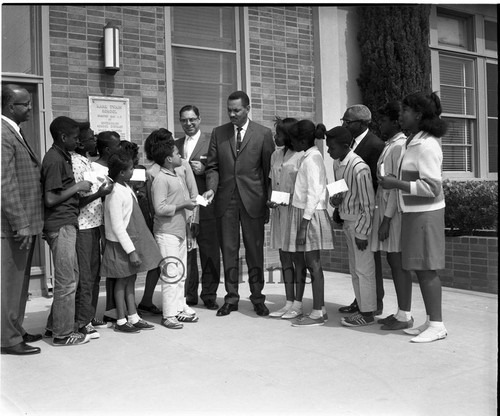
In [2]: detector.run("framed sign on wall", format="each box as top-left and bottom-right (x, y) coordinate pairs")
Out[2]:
(88, 96), (130, 141)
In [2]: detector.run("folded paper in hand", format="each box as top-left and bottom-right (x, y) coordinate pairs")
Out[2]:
(83, 171), (108, 186)
(196, 194), (208, 207)
(130, 169), (146, 182)
(270, 191), (290, 205)
(327, 179), (348, 196)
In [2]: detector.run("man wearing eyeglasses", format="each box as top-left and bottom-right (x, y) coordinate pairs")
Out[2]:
(175, 105), (221, 311)
(1, 84), (43, 355)
(338, 104), (385, 316)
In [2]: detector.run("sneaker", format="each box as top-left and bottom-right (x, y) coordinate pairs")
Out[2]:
(79, 323), (100, 339)
(404, 320), (430, 336)
(410, 325), (447, 343)
(281, 307), (303, 320)
(291, 315), (325, 327)
(269, 305), (291, 318)
(381, 317), (414, 331)
(53, 332), (90, 346)
(182, 305), (196, 316)
(161, 316), (183, 329)
(137, 303), (162, 315)
(91, 317), (106, 327)
(341, 312), (375, 327)
(176, 312), (199, 323)
(377, 314), (396, 325)
(323, 312), (328, 322)
(132, 319), (155, 330)
(114, 322), (140, 333)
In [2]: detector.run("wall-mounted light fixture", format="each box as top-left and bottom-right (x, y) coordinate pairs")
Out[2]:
(103, 22), (120, 74)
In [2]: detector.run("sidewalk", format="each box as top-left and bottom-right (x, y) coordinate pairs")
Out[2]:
(1, 271), (497, 416)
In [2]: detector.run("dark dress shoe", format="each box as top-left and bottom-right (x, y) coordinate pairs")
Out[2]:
(338, 299), (359, 313)
(216, 303), (238, 316)
(204, 299), (219, 310)
(254, 303), (269, 316)
(103, 315), (117, 323)
(1, 342), (41, 355)
(23, 332), (42, 343)
(186, 299), (198, 306)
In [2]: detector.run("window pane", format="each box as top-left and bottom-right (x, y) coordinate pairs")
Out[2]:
(488, 119), (498, 173)
(486, 63), (498, 118)
(171, 6), (236, 50)
(442, 117), (473, 172)
(172, 47), (237, 137)
(439, 54), (475, 116)
(437, 12), (472, 50)
(1, 5), (34, 73)
(484, 20), (497, 51)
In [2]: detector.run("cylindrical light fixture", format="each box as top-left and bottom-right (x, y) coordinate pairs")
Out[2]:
(103, 22), (119, 74)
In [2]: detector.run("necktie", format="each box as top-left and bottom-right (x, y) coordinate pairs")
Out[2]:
(236, 127), (242, 154)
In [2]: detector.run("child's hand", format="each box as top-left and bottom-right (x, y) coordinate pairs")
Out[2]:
(379, 174), (397, 189)
(355, 237), (368, 251)
(267, 200), (278, 209)
(184, 198), (197, 211)
(296, 219), (309, 246)
(77, 180), (93, 193)
(203, 190), (214, 204)
(329, 193), (343, 207)
(378, 217), (391, 241)
(129, 251), (142, 267)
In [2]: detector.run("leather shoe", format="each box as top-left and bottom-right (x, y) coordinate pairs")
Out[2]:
(204, 299), (219, 310)
(338, 299), (359, 313)
(254, 303), (269, 316)
(216, 303), (238, 316)
(23, 332), (42, 343)
(186, 299), (198, 306)
(1, 342), (41, 355)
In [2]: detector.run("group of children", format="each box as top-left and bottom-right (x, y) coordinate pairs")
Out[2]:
(40, 90), (447, 346)
(267, 91), (448, 344)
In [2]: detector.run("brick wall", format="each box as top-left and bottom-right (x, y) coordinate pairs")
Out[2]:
(49, 5), (167, 149)
(321, 229), (498, 295)
(247, 6), (315, 270)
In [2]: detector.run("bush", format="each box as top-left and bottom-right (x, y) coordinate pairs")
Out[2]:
(443, 180), (498, 235)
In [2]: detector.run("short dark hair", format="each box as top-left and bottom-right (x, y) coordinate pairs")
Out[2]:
(77, 121), (91, 140)
(149, 134), (175, 166)
(96, 131), (120, 155)
(325, 126), (352, 147)
(228, 91), (250, 107)
(274, 116), (298, 150)
(403, 92), (447, 137)
(107, 148), (133, 181)
(179, 105), (200, 118)
(377, 101), (402, 122)
(144, 128), (173, 161)
(119, 140), (139, 163)
(49, 116), (79, 142)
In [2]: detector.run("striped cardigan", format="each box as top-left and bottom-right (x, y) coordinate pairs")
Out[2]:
(333, 150), (375, 239)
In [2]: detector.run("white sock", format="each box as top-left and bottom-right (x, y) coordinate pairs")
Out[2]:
(127, 313), (140, 324)
(309, 309), (322, 319)
(292, 300), (302, 310)
(321, 306), (327, 314)
(396, 310), (411, 321)
(428, 320), (445, 329)
(116, 318), (127, 326)
(285, 300), (293, 309)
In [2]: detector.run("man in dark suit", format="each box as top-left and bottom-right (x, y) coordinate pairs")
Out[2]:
(175, 105), (220, 310)
(1, 84), (44, 355)
(204, 91), (274, 317)
(339, 104), (385, 315)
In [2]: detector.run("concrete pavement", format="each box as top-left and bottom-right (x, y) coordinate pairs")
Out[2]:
(1, 271), (497, 416)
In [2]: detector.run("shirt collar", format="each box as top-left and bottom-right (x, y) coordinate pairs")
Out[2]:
(52, 143), (72, 163)
(2, 115), (21, 135)
(353, 128), (369, 145)
(339, 149), (355, 166)
(234, 119), (250, 133)
(186, 130), (201, 141)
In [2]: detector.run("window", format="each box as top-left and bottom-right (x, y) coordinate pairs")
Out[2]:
(437, 10), (474, 51)
(484, 20), (497, 52)
(170, 6), (240, 138)
(487, 62), (498, 173)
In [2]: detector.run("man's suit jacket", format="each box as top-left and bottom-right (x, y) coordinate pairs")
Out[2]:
(206, 120), (274, 219)
(175, 132), (215, 220)
(1, 119), (43, 237)
(354, 130), (385, 192)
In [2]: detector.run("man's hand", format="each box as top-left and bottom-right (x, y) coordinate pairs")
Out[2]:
(203, 190), (214, 204)
(77, 180), (93, 193)
(14, 226), (33, 250)
(190, 161), (205, 175)
(190, 223), (200, 238)
(129, 251), (142, 267)
(355, 237), (368, 251)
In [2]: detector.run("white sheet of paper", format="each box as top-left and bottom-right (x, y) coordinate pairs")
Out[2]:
(379, 163), (385, 177)
(83, 171), (107, 186)
(270, 191), (290, 205)
(130, 169), (146, 182)
(196, 194), (208, 207)
(327, 179), (349, 196)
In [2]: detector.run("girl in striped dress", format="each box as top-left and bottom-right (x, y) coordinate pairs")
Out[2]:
(283, 120), (333, 327)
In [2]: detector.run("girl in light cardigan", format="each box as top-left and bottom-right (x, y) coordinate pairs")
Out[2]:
(380, 92), (447, 343)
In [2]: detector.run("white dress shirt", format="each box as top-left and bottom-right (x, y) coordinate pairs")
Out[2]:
(184, 130), (201, 161)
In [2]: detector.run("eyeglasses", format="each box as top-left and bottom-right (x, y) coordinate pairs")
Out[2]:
(13, 102), (31, 108)
(180, 117), (199, 124)
(340, 118), (359, 125)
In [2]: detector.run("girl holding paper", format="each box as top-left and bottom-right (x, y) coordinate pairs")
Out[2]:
(267, 117), (302, 318)
(369, 102), (413, 331)
(282, 120), (333, 327)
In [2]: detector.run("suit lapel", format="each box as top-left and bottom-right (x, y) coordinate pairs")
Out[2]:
(177, 137), (186, 159)
(190, 133), (207, 161)
(3, 121), (40, 165)
(238, 121), (252, 155)
(227, 125), (237, 158)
